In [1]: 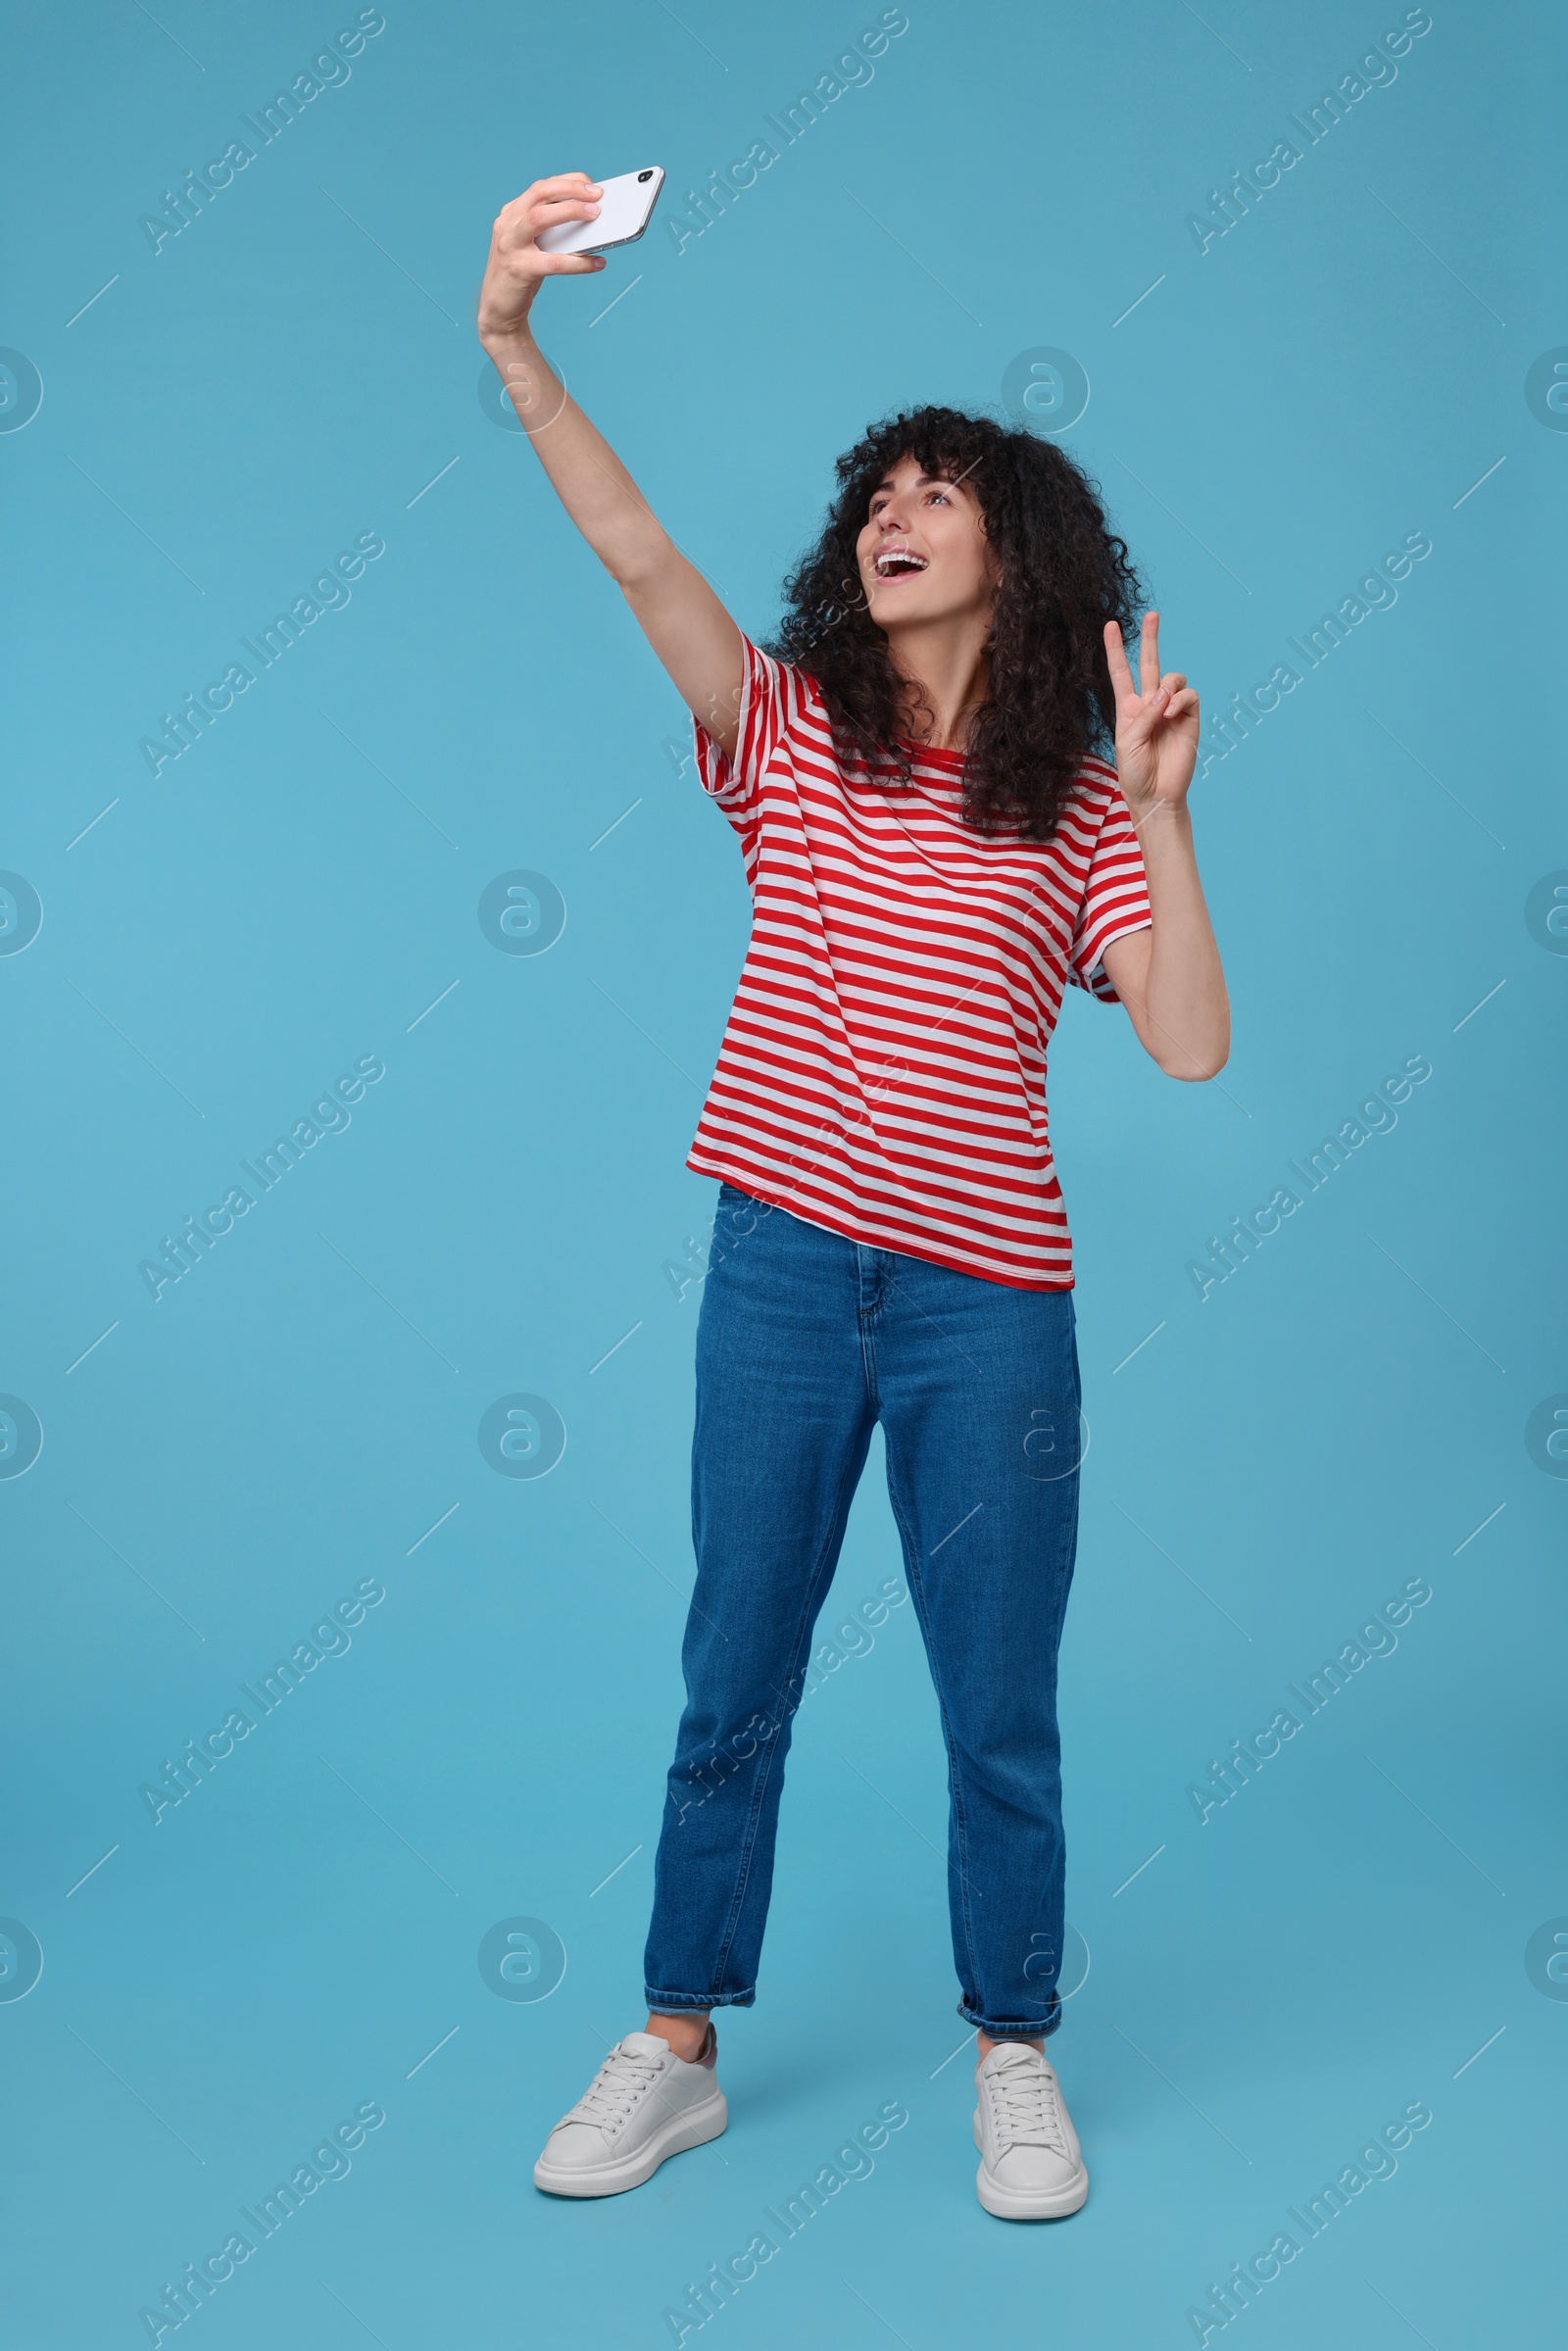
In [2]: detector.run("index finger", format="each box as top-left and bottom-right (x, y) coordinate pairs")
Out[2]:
(1102, 619), (1136, 703)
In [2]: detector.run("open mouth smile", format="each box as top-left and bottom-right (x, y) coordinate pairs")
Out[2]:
(873, 546), (929, 580)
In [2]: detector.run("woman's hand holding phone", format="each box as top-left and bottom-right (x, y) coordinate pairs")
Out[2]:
(477, 172), (606, 349)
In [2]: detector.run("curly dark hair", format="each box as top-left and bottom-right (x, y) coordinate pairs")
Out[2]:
(763, 404), (1147, 843)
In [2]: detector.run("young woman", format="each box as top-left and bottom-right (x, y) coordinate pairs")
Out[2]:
(478, 173), (1228, 2222)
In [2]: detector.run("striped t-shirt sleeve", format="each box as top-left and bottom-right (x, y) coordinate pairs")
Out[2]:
(1067, 775), (1153, 1003)
(692, 634), (793, 830)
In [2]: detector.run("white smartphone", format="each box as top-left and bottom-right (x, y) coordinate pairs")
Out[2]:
(536, 168), (664, 258)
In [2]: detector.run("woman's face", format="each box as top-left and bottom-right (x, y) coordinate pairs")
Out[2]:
(855, 454), (995, 635)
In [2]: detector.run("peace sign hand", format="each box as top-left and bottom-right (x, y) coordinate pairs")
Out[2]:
(1102, 612), (1201, 822)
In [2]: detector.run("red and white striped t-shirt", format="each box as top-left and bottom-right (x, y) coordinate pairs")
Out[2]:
(688, 635), (1152, 1290)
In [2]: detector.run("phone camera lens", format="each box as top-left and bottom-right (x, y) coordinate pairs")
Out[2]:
(637, 170), (653, 182)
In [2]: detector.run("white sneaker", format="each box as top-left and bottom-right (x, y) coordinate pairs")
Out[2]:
(533, 2028), (727, 2198)
(972, 2041), (1089, 2219)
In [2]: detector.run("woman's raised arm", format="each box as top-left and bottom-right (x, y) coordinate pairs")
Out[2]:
(477, 172), (745, 758)
(1099, 612), (1230, 1082)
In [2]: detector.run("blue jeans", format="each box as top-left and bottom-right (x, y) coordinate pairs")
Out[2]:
(644, 1186), (1083, 2039)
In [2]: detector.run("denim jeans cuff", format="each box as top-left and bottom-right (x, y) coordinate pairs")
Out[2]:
(645, 1987), (756, 2013)
(958, 1994), (1061, 2039)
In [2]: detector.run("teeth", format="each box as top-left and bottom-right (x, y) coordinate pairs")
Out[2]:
(875, 550), (927, 576)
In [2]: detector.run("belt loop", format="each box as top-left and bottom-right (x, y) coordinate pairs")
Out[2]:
(855, 1240), (872, 1314)
(856, 1240), (888, 1315)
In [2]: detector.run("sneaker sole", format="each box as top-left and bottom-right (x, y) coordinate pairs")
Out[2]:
(972, 2111), (1089, 2220)
(533, 2087), (728, 2199)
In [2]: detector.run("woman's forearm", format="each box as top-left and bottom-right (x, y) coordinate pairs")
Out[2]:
(1128, 804), (1230, 1079)
(480, 327), (671, 589)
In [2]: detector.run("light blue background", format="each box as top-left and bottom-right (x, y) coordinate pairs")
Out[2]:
(2, 2), (1563, 2344)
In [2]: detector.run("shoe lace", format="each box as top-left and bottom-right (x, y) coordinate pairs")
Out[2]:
(988, 2053), (1068, 2153)
(570, 2042), (665, 2134)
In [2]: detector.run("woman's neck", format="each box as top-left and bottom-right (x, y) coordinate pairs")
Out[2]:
(887, 617), (992, 752)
